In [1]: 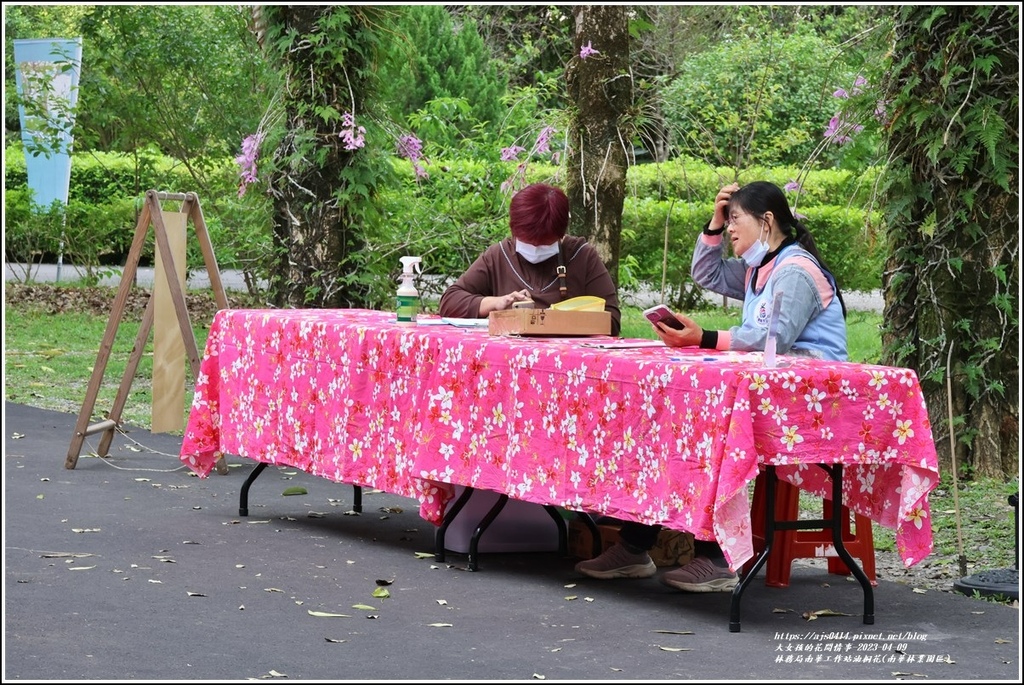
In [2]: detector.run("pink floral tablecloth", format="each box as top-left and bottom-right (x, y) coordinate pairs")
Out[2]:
(180, 309), (938, 571)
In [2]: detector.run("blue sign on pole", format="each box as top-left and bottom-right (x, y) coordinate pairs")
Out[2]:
(13, 37), (84, 209)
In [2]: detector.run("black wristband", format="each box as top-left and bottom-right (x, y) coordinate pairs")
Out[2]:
(703, 224), (726, 236)
(700, 329), (719, 349)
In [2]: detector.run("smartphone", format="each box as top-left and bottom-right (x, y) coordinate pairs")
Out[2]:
(642, 304), (685, 331)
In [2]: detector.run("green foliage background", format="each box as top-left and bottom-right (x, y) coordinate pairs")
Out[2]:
(5, 148), (884, 310)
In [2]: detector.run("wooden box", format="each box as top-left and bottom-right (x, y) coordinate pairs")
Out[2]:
(488, 309), (612, 337)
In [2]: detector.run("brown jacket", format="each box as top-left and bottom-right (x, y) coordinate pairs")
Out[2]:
(438, 236), (622, 335)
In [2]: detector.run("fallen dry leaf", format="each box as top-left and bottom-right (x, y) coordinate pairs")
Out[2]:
(40, 552), (93, 559)
(802, 608), (854, 620)
(307, 610), (351, 618)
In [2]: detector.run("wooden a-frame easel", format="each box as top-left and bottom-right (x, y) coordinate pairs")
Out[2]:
(65, 190), (229, 473)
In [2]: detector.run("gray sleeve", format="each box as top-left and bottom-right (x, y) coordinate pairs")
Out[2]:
(728, 264), (824, 353)
(690, 236), (748, 301)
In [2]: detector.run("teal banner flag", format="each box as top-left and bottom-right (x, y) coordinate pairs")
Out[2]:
(13, 37), (83, 208)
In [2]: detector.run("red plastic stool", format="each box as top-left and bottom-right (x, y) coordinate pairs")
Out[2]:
(745, 471), (877, 588)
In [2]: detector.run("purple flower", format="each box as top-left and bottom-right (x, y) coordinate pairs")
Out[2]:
(338, 112), (366, 151)
(784, 180), (802, 194)
(501, 145), (526, 162)
(235, 132), (265, 197)
(823, 114), (863, 146)
(579, 41), (599, 60)
(874, 99), (889, 124)
(533, 126), (556, 155)
(501, 162), (529, 195)
(398, 134), (428, 179)
(833, 75), (868, 100)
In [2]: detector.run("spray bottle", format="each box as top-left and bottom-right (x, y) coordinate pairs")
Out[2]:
(396, 256), (422, 326)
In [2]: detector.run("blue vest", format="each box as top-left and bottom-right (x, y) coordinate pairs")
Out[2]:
(742, 244), (848, 362)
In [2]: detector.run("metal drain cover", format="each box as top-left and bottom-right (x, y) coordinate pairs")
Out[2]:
(953, 567), (1019, 601)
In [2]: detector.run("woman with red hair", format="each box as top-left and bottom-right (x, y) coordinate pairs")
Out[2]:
(439, 183), (622, 335)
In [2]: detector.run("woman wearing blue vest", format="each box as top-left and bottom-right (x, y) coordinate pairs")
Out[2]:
(577, 180), (848, 592)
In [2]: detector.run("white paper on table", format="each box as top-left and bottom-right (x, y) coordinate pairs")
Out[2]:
(441, 318), (490, 327)
(579, 340), (665, 349)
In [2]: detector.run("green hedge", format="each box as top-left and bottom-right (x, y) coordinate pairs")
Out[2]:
(5, 146), (884, 300)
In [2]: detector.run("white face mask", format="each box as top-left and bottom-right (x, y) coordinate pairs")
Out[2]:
(516, 240), (560, 264)
(742, 221), (770, 267)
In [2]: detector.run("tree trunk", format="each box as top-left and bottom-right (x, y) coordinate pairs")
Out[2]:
(881, 6), (1019, 480)
(564, 6), (631, 286)
(259, 5), (379, 309)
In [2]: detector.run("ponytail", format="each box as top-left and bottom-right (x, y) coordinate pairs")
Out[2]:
(792, 220), (847, 319)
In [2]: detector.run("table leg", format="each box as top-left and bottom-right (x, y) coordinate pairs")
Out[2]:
(239, 461), (269, 516)
(542, 505), (569, 556)
(467, 494), (511, 571)
(729, 464), (875, 632)
(434, 486), (476, 562)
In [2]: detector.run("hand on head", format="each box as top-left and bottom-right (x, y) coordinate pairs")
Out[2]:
(712, 183), (741, 229)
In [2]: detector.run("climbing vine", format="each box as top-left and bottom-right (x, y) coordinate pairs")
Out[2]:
(879, 5), (1019, 478)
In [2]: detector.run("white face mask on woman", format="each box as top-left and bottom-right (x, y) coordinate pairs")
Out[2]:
(742, 221), (770, 267)
(516, 240), (560, 264)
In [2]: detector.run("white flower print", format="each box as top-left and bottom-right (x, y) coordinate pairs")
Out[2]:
(781, 372), (802, 393)
(868, 370), (888, 390)
(748, 373), (769, 395)
(893, 419), (914, 445)
(781, 425), (803, 451)
(805, 387), (826, 413)
(875, 392), (893, 412)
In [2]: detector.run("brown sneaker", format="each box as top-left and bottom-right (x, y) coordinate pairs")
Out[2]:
(660, 556), (738, 592)
(575, 543), (657, 579)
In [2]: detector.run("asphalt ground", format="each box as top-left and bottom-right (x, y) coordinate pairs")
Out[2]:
(3, 402), (1020, 682)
